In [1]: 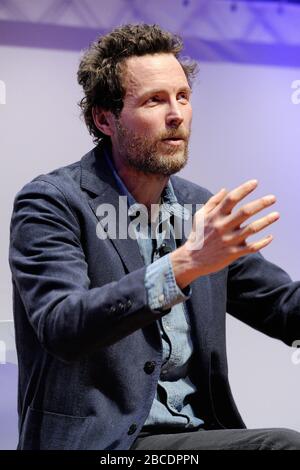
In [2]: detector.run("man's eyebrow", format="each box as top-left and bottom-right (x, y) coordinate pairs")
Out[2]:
(138, 86), (192, 100)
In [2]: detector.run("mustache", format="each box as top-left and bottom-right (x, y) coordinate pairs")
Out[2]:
(160, 129), (189, 140)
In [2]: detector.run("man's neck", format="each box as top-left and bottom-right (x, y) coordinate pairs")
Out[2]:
(110, 153), (169, 211)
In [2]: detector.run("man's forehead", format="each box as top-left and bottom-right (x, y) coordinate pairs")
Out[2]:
(122, 53), (188, 95)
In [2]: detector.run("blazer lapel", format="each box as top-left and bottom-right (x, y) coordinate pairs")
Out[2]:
(80, 144), (144, 273)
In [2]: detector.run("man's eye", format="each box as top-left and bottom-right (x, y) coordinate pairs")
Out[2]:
(146, 96), (160, 104)
(178, 93), (189, 102)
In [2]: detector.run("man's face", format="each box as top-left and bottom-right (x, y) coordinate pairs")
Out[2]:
(110, 53), (192, 176)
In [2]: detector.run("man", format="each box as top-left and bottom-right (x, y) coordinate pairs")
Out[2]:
(9, 24), (300, 450)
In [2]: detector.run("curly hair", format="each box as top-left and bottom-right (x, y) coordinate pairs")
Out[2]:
(77, 23), (198, 144)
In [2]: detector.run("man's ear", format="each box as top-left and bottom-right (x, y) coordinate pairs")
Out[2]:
(92, 106), (115, 137)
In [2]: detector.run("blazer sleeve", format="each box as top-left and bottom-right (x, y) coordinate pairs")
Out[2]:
(9, 179), (167, 362)
(227, 252), (300, 346)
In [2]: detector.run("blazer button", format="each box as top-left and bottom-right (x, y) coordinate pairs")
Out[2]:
(144, 361), (156, 374)
(128, 424), (137, 435)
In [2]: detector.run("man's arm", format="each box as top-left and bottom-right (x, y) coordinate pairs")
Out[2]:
(227, 252), (300, 345)
(9, 180), (168, 362)
(170, 179), (300, 344)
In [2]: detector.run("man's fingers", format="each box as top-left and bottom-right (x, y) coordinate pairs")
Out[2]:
(224, 211), (280, 245)
(239, 234), (274, 255)
(232, 234), (274, 258)
(205, 188), (228, 213)
(219, 179), (258, 215)
(223, 195), (277, 231)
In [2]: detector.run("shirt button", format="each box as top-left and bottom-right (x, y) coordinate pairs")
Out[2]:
(128, 424), (137, 435)
(158, 294), (165, 304)
(144, 361), (156, 374)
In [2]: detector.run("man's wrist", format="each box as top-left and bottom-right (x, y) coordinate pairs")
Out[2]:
(170, 244), (200, 289)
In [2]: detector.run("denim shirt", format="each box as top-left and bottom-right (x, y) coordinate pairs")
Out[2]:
(104, 150), (204, 431)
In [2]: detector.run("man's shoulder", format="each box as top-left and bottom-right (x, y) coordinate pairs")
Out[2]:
(170, 174), (213, 205)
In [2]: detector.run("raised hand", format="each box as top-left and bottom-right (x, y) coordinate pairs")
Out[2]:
(171, 180), (280, 288)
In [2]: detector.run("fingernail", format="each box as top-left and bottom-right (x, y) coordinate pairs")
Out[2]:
(246, 179), (258, 188)
(265, 194), (276, 202)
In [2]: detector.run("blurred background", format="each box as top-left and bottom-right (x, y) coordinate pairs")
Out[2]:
(0, 0), (299, 449)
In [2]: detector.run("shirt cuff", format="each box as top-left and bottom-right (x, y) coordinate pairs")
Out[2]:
(145, 254), (191, 311)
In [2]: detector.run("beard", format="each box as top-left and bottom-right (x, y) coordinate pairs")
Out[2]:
(114, 120), (190, 176)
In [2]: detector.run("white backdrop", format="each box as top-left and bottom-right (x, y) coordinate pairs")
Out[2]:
(0, 30), (300, 438)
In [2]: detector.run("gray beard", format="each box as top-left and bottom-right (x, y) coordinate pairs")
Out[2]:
(115, 122), (190, 176)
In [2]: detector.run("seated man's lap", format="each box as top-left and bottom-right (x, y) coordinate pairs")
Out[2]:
(130, 428), (300, 450)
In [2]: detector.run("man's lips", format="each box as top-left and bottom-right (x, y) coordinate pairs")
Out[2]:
(161, 137), (185, 145)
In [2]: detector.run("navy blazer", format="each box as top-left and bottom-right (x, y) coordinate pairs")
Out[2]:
(9, 144), (300, 450)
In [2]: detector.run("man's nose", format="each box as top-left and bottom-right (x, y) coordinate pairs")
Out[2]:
(165, 101), (184, 128)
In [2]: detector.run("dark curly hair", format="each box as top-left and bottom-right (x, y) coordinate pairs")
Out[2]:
(77, 23), (198, 144)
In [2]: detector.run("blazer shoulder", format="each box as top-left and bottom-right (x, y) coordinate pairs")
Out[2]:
(170, 174), (214, 204)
